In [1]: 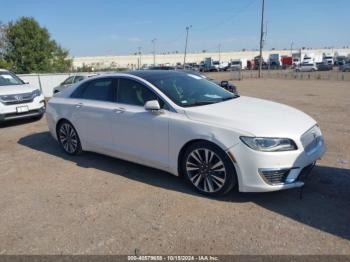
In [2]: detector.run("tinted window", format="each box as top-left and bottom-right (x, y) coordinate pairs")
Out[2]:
(62, 76), (74, 85)
(73, 76), (85, 83)
(118, 78), (163, 107)
(71, 78), (115, 102)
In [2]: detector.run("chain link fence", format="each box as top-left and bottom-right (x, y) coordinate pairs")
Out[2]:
(206, 69), (350, 82)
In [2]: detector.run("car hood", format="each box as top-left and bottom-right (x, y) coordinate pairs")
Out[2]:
(0, 84), (37, 95)
(184, 96), (316, 138)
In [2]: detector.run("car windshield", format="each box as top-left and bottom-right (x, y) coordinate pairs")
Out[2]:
(142, 73), (237, 107)
(0, 71), (24, 86)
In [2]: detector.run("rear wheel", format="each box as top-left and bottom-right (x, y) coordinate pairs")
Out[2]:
(181, 141), (237, 196)
(57, 120), (82, 155)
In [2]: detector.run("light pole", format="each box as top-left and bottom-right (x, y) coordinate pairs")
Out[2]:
(183, 25), (192, 68)
(218, 44), (221, 62)
(290, 41), (294, 56)
(258, 0), (265, 78)
(138, 47), (142, 69)
(151, 38), (156, 66)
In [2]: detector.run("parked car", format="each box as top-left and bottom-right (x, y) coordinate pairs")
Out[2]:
(295, 63), (318, 72)
(339, 63), (350, 72)
(229, 60), (243, 71)
(53, 74), (97, 94)
(317, 63), (333, 71)
(0, 69), (45, 123)
(334, 56), (347, 66)
(46, 70), (325, 196)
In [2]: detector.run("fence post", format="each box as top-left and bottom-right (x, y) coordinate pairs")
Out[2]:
(37, 74), (43, 92)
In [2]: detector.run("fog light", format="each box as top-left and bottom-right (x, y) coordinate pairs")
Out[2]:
(258, 168), (291, 185)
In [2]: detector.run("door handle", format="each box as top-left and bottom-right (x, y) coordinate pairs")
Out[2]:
(113, 107), (126, 113)
(75, 103), (83, 108)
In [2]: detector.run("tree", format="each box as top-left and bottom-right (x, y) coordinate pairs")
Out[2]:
(50, 42), (73, 72)
(2, 17), (72, 73)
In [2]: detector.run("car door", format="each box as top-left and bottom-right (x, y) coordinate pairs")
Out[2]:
(70, 77), (117, 153)
(110, 77), (169, 169)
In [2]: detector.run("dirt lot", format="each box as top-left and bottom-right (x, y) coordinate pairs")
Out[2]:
(0, 79), (349, 255)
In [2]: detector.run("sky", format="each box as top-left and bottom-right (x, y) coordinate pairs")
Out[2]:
(1, 0), (349, 57)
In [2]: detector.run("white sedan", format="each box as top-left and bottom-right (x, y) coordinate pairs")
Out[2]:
(46, 71), (326, 196)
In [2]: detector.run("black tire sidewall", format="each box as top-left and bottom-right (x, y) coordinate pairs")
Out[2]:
(181, 141), (237, 196)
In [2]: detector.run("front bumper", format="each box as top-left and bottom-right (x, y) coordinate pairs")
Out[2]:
(228, 135), (326, 192)
(0, 95), (46, 122)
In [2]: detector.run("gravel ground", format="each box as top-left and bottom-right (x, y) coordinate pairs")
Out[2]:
(0, 79), (349, 255)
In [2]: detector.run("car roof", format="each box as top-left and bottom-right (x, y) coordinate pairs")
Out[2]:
(0, 69), (9, 72)
(126, 69), (199, 79)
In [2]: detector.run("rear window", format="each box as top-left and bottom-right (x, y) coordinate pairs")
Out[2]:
(71, 78), (115, 102)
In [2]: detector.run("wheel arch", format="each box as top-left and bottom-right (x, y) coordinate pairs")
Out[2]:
(55, 118), (76, 139)
(177, 139), (234, 177)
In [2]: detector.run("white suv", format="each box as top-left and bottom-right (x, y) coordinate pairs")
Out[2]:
(0, 69), (46, 123)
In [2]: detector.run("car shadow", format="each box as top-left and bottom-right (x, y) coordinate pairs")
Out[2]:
(18, 131), (350, 241)
(0, 117), (41, 128)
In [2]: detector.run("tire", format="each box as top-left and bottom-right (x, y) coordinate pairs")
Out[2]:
(56, 120), (83, 155)
(181, 141), (237, 196)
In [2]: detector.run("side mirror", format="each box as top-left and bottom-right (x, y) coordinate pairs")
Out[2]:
(220, 80), (229, 87)
(144, 100), (161, 111)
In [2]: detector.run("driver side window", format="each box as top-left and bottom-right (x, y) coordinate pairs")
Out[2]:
(117, 78), (165, 108)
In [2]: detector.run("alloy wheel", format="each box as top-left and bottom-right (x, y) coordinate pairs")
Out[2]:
(185, 148), (227, 193)
(58, 123), (79, 154)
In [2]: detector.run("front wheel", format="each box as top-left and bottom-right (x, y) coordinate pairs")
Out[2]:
(181, 141), (237, 196)
(57, 120), (82, 155)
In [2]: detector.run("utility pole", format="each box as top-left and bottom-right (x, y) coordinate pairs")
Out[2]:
(218, 44), (221, 62)
(138, 47), (142, 69)
(183, 25), (192, 68)
(290, 41), (294, 56)
(258, 0), (265, 78)
(151, 38), (156, 66)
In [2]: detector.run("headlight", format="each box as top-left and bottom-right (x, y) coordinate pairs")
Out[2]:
(240, 136), (297, 152)
(32, 89), (42, 97)
(0, 95), (7, 103)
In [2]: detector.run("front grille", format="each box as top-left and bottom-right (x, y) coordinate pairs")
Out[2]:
(259, 168), (291, 184)
(1, 92), (34, 105)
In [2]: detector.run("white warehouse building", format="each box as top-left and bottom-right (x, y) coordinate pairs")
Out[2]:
(72, 48), (350, 70)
